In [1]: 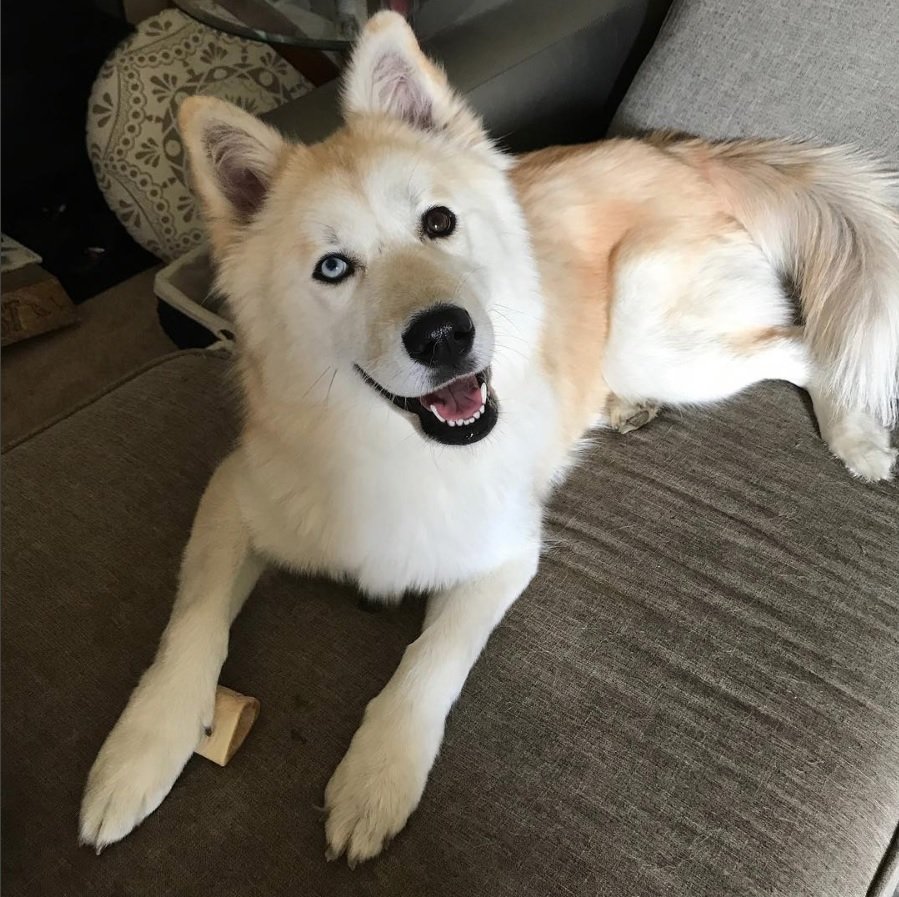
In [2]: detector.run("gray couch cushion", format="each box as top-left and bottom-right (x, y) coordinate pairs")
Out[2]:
(3, 351), (898, 896)
(612, 0), (899, 162)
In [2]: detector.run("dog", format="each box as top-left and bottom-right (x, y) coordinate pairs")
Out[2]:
(80, 11), (899, 866)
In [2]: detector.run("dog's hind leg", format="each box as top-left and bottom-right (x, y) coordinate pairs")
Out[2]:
(809, 385), (896, 481)
(603, 227), (810, 412)
(607, 396), (660, 434)
(79, 453), (265, 850)
(605, 223), (897, 479)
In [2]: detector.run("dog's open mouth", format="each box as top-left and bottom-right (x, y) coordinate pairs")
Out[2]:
(355, 367), (499, 445)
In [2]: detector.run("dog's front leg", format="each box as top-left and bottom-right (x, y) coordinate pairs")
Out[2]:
(79, 454), (264, 850)
(324, 544), (540, 866)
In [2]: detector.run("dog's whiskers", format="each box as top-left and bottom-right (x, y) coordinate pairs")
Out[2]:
(325, 369), (338, 405)
(493, 341), (530, 362)
(301, 366), (335, 401)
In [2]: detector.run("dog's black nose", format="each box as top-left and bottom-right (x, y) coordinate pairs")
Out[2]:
(403, 305), (475, 367)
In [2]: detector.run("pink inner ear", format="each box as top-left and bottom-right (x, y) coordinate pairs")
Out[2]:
(220, 165), (266, 219)
(205, 126), (269, 219)
(372, 51), (433, 130)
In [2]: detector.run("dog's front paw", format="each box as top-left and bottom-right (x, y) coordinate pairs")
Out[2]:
(324, 708), (437, 867)
(80, 715), (202, 851)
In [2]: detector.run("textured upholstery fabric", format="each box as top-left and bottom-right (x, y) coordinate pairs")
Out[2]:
(87, 9), (310, 262)
(612, 0), (899, 163)
(3, 352), (898, 896)
(614, 6), (899, 884)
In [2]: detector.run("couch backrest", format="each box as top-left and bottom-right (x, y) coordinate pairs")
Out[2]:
(612, 0), (899, 163)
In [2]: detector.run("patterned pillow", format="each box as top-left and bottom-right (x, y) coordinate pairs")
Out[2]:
(87, 9), (311, 262)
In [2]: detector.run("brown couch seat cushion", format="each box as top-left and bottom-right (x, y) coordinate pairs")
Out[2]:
(3, 351), (897, 897)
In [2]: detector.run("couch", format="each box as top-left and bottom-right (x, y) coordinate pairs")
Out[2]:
(3, 1), (898, 895)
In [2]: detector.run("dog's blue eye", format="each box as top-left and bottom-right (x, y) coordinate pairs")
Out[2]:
(314, 254), (353, 283)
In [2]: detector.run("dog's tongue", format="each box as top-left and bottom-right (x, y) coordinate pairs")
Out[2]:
(421, 375), (482, 422)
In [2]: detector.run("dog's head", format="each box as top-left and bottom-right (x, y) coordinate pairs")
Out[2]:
(180, 13), (541, 446)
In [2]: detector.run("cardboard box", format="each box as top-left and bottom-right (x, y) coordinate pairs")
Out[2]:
(2, 264), (78, 347)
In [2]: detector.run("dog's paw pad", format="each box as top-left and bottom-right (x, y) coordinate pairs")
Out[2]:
(608, 398), (659, 434)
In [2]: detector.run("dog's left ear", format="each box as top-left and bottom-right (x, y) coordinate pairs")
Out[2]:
(342, 12), (493, 156)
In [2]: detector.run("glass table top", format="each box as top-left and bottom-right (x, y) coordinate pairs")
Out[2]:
(174, 1), (416, 50)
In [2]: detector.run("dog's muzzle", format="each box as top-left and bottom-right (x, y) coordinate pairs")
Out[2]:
(356, 303), (499, 445)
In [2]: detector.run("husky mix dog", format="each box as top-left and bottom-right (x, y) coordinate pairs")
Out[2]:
(80, 12), (899, 866)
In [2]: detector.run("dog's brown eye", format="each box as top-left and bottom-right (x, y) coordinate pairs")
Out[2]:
(422, 206), (456, 239)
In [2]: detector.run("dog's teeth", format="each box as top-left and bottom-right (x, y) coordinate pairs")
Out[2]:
(429, 404), (446, 423)
(473, 410), (481, 420)
(480, 383), (487, 403)
(448, 420), (457, 427)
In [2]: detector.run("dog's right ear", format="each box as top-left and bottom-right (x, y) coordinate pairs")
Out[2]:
(178, 96), (286, 238)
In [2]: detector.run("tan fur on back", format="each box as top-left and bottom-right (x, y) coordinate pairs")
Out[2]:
(512, 140), (731, 441)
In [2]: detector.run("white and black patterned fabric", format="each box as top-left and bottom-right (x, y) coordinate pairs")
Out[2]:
(87, 9), (311, 262)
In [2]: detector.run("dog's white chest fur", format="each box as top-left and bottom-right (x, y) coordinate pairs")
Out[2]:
(234, 383), (554, 597)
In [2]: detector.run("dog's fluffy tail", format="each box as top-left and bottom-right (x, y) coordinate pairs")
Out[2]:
(669, 137), (899, 425)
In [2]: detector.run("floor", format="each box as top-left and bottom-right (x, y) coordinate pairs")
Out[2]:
(2, 266), (176, 446)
